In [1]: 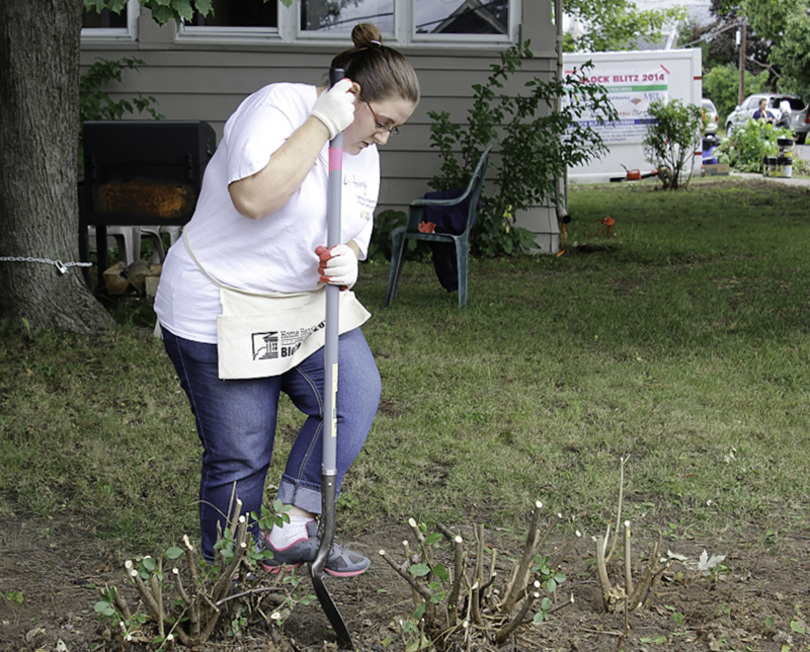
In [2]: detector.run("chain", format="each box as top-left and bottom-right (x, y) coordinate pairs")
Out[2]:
(0, 256), (93, 276)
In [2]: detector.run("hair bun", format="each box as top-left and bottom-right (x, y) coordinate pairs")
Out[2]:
(352, 23), (383, 48)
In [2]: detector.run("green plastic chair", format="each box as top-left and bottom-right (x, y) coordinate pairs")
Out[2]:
(384, 146), (491, 308)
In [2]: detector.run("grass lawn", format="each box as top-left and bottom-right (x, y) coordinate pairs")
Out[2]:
(1, 176), (808, 556)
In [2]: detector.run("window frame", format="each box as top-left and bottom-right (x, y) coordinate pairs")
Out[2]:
(409, 0), (515, 44)
(81, 0), (139, 43)
(176, 0), (284, 44)
(172, 0), (517, 47)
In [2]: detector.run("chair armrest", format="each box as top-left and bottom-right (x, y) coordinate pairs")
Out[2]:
(410, 188), (472, 208)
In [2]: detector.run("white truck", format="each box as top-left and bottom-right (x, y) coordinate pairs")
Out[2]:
(564, 48), (704, 183)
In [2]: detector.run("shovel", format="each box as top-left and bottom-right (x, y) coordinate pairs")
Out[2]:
(310, 66), (353, 649)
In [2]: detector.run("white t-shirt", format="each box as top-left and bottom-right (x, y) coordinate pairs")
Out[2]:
(154, 83), (379, 343)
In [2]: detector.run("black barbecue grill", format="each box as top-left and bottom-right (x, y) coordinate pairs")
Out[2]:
(79, 120), (216, 290)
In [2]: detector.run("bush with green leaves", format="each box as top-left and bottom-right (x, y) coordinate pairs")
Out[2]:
(79, 57), (163, 167)
(642, 98), (704, 190)
(717, 119), (793, 172)
(379, 508), (577, 650)
(80, 56), (163, 125)
(428, 41), (617, 257)
(92, 500), (310, 649)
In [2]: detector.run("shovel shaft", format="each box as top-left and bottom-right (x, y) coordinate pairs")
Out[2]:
(323, 67), (343, 472)
(310, 66), (353, 650)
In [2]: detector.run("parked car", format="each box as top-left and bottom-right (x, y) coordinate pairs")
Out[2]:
(725, 93), (809, 143)
(702, 98), (719, 134)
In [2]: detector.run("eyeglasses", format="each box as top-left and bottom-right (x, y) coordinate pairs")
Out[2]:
(366, 102), (400, 135)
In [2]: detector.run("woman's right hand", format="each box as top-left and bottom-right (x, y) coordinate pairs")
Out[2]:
(310, 78), (356, 140)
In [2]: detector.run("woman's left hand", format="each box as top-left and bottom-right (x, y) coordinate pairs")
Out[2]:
(316, 244), (358, 289)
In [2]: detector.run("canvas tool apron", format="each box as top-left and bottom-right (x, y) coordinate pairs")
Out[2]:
(183, 230), (370, 380)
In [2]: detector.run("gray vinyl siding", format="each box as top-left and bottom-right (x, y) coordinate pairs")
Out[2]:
(81, 5), (556, 216)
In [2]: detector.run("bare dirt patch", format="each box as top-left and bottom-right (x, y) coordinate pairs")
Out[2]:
(1, 516), (809, 651)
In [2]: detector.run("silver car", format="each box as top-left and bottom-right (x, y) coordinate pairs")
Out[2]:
(702, 98), (719, 134)
(726, 93), (809, 143)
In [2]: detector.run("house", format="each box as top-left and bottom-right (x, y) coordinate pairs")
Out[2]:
(80, 0), (559, 250)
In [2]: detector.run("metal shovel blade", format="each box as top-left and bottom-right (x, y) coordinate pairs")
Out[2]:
(309, 66), (352, 649)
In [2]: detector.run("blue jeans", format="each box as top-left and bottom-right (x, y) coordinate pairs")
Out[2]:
(161, 326), (381, 562)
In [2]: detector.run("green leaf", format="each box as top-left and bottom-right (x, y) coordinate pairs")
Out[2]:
(790, 620), (806, 634)
(172, 0), (194, 21)
(84, 0), (108, 12)
(150, 4), (175, 25)
(433, 563), (450, 582)
(425, 532), (443, 546)
(141, 557), (157, 572)
(165, 546), (184, 560)
(194, 0), (213, 17)
(409, 563), (431, 577)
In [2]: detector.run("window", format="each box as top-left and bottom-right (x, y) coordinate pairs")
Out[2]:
(179, 0), (278, 40)
(82, 0), (138, 41)
(414, 0), (508, 35)
(300, 0), (394, 34)
(298, 0), (513, 43)
(175, 0), (515, 44)
(83, 7), (127, 28)
(185, 0), (278, 29)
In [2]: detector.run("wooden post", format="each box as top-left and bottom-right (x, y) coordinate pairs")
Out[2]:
(738, 23), (746, 106)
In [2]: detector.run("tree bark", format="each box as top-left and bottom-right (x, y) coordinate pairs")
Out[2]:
(0, 0), (113, 332)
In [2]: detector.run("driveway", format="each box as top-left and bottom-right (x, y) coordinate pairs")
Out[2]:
(730, 171), (810, 188)
(729, 144), (810, 188)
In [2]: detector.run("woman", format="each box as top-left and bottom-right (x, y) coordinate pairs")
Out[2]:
(752, 98), (775, 124)
(154, 23), (419, 576)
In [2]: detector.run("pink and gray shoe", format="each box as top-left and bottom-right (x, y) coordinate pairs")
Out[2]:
(260, 520), (370, 577)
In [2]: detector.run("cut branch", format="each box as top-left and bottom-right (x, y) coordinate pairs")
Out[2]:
(448, 535), (464, 615)
(495, 591), (539, 644)
(379, 550), (433, 602)
(624, 521), (633, 597)
(504, 501), (542, 612)
(593, 534), (611, 603)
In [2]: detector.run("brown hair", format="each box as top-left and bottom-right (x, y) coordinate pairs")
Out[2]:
(331, 24), (420, 106)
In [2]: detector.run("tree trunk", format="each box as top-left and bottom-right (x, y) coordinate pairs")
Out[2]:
(0, 0), (113, 332)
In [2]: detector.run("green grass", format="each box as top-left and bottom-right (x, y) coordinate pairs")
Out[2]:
(1, 176), (809, 555)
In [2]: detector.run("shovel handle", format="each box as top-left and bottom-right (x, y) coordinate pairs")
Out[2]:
(322, 66), (344, 474)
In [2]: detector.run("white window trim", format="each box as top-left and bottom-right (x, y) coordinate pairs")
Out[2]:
(172, 0), (516, 48)
(81, 0), (139, 43)
(176, 24), (283, 44)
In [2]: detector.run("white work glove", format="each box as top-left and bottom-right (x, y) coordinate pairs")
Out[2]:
(316, 244), (358, 290)
(310, 78), (356, 140)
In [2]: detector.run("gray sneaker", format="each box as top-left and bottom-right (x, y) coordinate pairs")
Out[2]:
(260, 520), (370, 577)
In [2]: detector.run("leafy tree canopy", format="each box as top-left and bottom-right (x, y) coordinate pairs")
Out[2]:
(564, 0), (686, 52)
(737, 0), (810, 101)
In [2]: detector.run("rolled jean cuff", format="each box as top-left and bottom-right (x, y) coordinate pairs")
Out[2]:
(277, 478), (325, 515)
